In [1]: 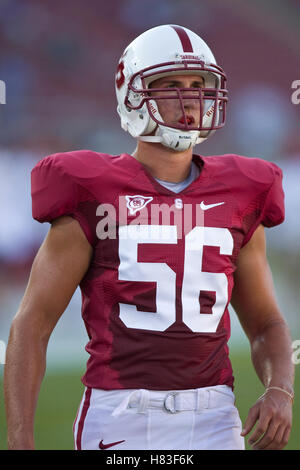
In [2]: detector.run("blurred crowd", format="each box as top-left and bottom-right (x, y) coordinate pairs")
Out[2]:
(0, 0), (299, 352)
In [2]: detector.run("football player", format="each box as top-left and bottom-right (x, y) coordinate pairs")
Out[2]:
(5, 25), (294, 450)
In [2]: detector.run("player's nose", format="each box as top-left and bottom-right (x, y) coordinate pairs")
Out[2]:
(183, 98), (200, 113)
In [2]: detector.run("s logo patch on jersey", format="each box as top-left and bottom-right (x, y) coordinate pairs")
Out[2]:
(175, 198), (183, 209)
(125, 195), (153, 215)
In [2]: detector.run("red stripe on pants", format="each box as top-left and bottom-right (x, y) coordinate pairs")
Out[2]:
(76, 388), (92, 450)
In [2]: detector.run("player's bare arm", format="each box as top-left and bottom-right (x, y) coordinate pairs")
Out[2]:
(231, 224), (294, 450)
(4, 216), (92, 450)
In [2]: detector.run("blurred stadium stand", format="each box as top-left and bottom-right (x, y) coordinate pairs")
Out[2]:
(0, 0), (299, 365)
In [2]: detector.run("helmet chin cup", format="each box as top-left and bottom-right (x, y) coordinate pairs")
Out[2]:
(158, 126), (199, 151)
(139, 125), (200, 152)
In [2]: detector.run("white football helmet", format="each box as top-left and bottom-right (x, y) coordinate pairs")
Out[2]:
(115, 24), (228, 151)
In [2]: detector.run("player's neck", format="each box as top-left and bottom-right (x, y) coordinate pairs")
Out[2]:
(131, 141), (193, 183)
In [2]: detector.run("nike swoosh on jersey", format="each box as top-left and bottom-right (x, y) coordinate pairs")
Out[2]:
(200, 201), (225, 211)
(99, 439), (125, 450)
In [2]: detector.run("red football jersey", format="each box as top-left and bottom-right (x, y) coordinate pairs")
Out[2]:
(31, 151), (284, 391)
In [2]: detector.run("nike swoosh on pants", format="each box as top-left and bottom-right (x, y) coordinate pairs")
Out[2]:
(99, 439), (125, 449)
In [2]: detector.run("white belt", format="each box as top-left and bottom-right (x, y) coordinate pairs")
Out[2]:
(112, 386), (234, 417)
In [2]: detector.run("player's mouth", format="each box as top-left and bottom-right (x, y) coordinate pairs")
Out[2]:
(178, 115), (195, 126)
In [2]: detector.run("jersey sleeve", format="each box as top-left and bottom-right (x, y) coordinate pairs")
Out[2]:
(241, 161), (285, 246)
(31, 152), (99, 246)
(261, 163), (285, 228)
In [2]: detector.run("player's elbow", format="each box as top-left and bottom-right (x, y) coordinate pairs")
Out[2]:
(9, 306), (53, 350)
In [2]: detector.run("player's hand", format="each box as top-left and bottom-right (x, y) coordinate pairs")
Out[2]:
(241, 389), (293, 450)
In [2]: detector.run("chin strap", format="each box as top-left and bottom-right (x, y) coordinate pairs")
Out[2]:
(139, 126), (203, 151)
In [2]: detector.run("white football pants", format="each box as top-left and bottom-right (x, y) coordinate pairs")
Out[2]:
(73, 385), (245, 450)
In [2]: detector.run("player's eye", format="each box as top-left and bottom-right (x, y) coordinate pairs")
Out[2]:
(163, 82), (179, 88)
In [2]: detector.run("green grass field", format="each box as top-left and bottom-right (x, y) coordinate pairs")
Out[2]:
(0, 348), (299, 450)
